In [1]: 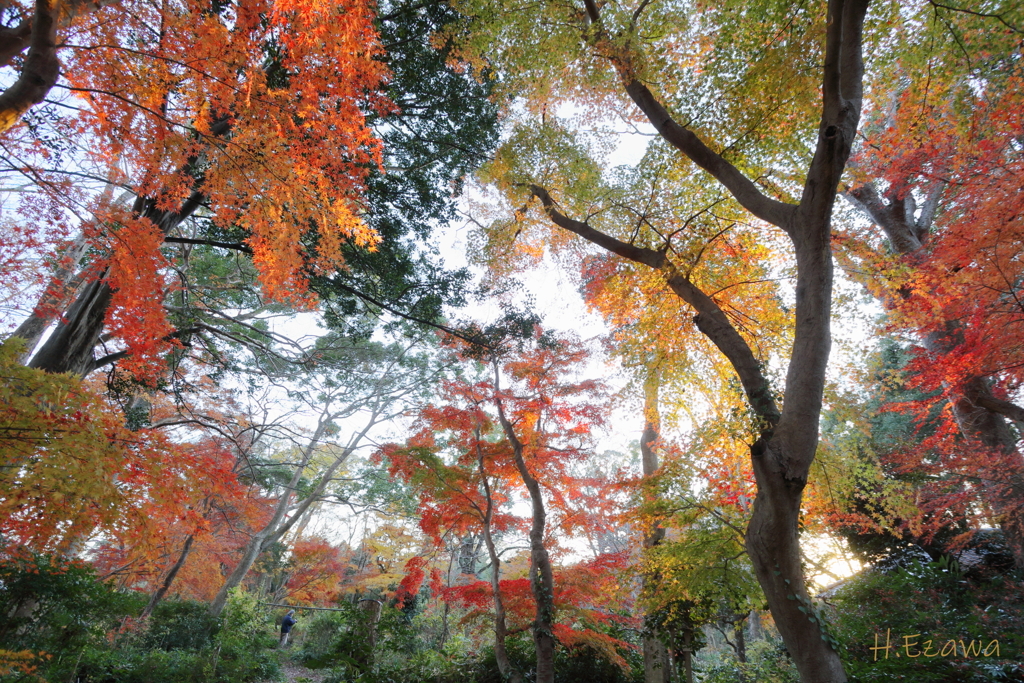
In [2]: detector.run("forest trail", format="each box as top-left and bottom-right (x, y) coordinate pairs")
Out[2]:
(264, 658), (330, 683)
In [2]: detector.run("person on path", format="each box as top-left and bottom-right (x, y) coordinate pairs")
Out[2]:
(279, 609), (297, 648)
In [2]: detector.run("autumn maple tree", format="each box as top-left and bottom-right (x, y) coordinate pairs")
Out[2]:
(837, 3), (1024, 567)
(2, 0), (386, 381)
(382, 325), (634, 683)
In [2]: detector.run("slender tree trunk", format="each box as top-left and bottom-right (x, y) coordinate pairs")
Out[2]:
(734, 614), (748, 670)
(640, 369), (671, 683)
(495, 381), (555, 683)
(209, 412), (370, 616)
(439, 599), (450, 650)
(679, 625), (694, 683)
(476, 425), (523, 683)
(210, 422), (323, 617)
(209, 526), (273, 617)
(141, 534), (195, 618)
(743, 207), (834, 674)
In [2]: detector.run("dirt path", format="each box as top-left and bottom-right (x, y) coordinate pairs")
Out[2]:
(266, 657), (330, 683)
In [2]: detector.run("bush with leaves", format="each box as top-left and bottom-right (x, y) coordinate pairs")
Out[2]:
(213, 589), (280, 683)
(143, 599), (219, 651)
(74, 647), (216, 683)
(696, 637), (799, 683)
(0, 550), (142, 682)
(830, 557), (1024, 682)
(71, 591), (278, 683)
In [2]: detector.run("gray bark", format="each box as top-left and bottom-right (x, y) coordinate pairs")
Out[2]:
(209, 412), (368, 617)
(28, 117), (229, 376)
(747, 610), (761, 641)
(10, 232), (89, 362)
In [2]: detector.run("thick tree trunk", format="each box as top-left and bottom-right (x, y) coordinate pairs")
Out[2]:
(747, 446), (846, 681)
(521, 0), (869, 679)
(0, 0), (59, 135)
(27, 120), (227, 375)
(356, 599), (382, 669)
(644, 637), (672, 683)
(29, 277), (112, 375)
(947, 377), (1024, 567)
(495, 388), (555, 683)
(11, 233), (90, 362)
(742, 182), (848, 679)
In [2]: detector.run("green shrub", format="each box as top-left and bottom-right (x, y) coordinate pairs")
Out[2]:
(144, 599), (219, 651)
(697, 638), (799, 683)
(213, 588), (280, 682)
(297, 603), (378, 677)
(0, 550), (143, 682)
(75, 647), (217, 683)
(831, 558), (1024, 682)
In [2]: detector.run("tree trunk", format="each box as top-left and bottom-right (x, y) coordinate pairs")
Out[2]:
(11, 233), (90, 362)
(0, 0), (59, 135)
(356, 598), (382, 669)
(735, 623), (748, 683)
(678, 625), (694, 683)
(746, 441), (847, 683)
(644, 636), (672, 683)
(210, 421), (325, 616)
(141, 534), (195, 618)
(947, 376), (1024, 567)
(476, 428), (523, 683)
(209, 411), (370, 617)
(29, 277), (112, 375)
(747, 610), (761, 641)
(28, 120), (228, 376)
(495, 384), (555, 683)
(209, 526), (273, 617)
(641, 369), (671, 683)
(519, 1), (869, 679)
(734, 614), (748, 667)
